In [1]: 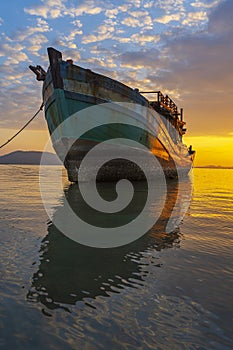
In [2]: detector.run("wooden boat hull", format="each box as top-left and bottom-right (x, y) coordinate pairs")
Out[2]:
(42, 48), (194, 181)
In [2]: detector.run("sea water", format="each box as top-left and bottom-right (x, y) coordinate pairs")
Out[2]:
(0, 166), (232, 350)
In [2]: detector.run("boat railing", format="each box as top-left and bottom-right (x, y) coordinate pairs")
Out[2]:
(140, 90), (182, 120)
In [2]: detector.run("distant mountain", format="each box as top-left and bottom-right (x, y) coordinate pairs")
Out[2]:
(0, 151), (61, 165)
(194, 165), (233, 169)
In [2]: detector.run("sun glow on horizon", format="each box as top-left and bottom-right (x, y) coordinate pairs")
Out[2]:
(1, 127), (233, 167)
(184, 135), (233, 167)
(0, 128), (54, 156)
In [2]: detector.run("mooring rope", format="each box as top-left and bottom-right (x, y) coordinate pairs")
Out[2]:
(0, 102), (44, 149)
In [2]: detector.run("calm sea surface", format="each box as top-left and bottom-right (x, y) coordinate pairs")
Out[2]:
(0, 166), (232, 350)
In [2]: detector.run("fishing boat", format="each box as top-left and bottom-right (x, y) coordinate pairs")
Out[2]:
(30, 47), (195, 181)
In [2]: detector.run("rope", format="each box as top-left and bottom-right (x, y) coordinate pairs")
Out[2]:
(0, 102), (44, 149)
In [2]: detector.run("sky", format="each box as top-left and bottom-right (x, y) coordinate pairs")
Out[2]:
(0, 0), (232, 166)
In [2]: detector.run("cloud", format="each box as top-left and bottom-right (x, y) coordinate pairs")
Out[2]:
(71, 19), (83, 28)
(144, 1), (154, 9)
(113, 33), (160, 46)
(24, 0), (65, 19)
(121, 17), (144, 28)
(105, 9), (119, 19)
(27, 45), (43, 56)
(69, 5), (102, 17)
(24, 6), (49, 19)
(0, 61), (43, 129)
(28, 33), (49, 46)
(82, 18), (116, 44)
(118, 4), (131, 12)
(24, 34), (49, 56)
(130, 11), (149, 17)
(182, 11), (207, 26)
(62, 50), (81, 62)
(156, 13), (181, 24)
(0, 18), (51, 64)
(0, 41), (29, 65)
(113, 36), (131, 43)
(131, 33), (160, 45)
(121, 11), (153, 29)
(120, 48), (161, 70)
(14, 19), (51, 43)
(57, 28), (83, 48)
(155, 0), (185, 14)
(208, 0), (233, 35)
(155, 9), (209, 28)
(191, 0), (221, 9)
(126, 0), (142, 8)
(24, 0), (103, 19)
(87, 57), (118, 70)
(82, 32), (113, 44)
(105, 3), (132, 20)
(97, 23), (115, 35)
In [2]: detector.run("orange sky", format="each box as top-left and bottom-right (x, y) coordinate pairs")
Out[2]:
(184, 135), (233, 167)
(1, 125), (232, 167)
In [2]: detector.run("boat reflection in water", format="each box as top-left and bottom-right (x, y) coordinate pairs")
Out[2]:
(27, 177), (192, 311)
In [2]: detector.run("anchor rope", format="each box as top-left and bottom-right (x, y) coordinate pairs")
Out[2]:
(0, 102), (44, 149)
